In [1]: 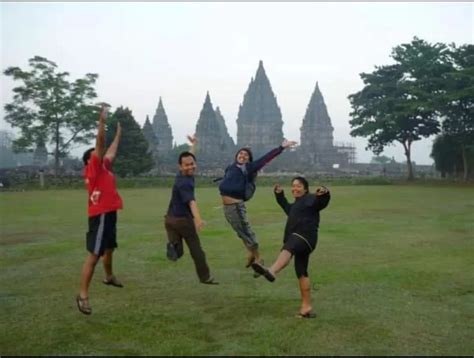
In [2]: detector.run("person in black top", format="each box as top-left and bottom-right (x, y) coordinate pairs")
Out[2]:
(164, 135), (218, 285)
(251, 176), (330, 318)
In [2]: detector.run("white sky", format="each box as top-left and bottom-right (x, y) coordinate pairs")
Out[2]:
(1, 2), (473, 164)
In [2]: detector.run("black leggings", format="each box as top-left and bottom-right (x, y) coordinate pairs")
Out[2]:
(282, 233), (317, 278)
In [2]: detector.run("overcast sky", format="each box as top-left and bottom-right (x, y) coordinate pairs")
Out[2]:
(1, 2), (472, 164)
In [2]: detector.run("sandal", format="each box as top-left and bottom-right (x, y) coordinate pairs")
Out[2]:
(76, 295), (92, 315)
(201, 277), (219, 285)
(251, 261), (274, 282)
(298, 312), (317, 319)
(252, 259), (265, 278)
(103, 276), (123, 288)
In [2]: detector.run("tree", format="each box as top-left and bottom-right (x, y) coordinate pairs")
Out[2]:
(371, 155), (391, 164)
(348, 38), (450, 180)
(105, 107), (153, 177)
(438, 44), (474, 181)
(431, 134), (474, 179)
(3, 56), (99, 174)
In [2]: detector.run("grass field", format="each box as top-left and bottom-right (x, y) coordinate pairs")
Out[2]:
(1, 185), (473, 355)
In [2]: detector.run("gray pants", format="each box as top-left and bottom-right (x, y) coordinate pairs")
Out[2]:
(223, 202), (258, 250)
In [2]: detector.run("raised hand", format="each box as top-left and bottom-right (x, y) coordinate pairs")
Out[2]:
(116, 122), (122, 136)
(187, 134), (197, 146)
(282, 139), (298, 149)
(99, 104), (111, 121)
(274, 184), (283, 193)
(316, 186), (328, 196)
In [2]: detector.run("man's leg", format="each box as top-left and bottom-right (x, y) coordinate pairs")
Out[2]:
(102, 249), (114, 280)
(101, 212), (122, 287)
(165, 216), (184, 261)
(181, 219), (212, 283)
(79, 253), (100, 299)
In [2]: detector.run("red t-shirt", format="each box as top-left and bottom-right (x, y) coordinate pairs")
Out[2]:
(84, 153), (123, 217)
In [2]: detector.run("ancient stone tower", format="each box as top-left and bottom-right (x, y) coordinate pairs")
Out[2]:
(236, 61), (283, 154)
(195, 92), (223, 159)
(300, 82), (347, 168)
(151, 97), (173, 155)
(215, 106), (235, 154)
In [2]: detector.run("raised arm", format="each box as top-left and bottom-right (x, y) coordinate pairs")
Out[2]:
(95, 107), (108, 158)
(247, 139), (298, 173)
(105, 122), (122, 162)
(274, 184), (292, 215)
(306, 186), (331, 211)
(187, 134), (197, 156)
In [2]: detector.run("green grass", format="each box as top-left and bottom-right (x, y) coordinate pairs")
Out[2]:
(1, 185), (473, 355)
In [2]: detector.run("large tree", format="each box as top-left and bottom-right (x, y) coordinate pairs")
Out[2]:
(438, 44), (474, 181)
(348, 38), (451, 180)
(431, 134), (474, 179)
(3, 56), (100, 174)
(106, 107), (153, 177)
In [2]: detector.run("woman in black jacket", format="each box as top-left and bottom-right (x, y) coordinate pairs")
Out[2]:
(251, 176), (330, 318)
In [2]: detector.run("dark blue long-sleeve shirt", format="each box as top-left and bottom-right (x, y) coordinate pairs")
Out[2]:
(219, 146), (284, 200)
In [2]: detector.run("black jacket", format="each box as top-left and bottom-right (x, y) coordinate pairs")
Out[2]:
(275, 189), (330, 246)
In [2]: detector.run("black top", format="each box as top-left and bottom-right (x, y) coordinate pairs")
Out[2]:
(275, 190), (331, 245)
(167, 173), (195, 218)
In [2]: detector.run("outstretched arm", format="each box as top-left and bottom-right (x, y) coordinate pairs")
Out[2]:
(95, 107), (108, 158)
(105, 122), (122, 162)
(187, 134), (197, 156)
(247, 139), (298, 173)
(274, 184), (292, 215)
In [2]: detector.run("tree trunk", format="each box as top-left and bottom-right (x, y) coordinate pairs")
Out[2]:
(54, 121), (60, 176)
(402, 140), (414, 181)
(461, 144), (469, 182)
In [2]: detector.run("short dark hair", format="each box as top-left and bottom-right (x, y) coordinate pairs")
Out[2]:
(292, 176), (309, 193)
(178, 151), (196, 164)
(235, 147), (253, 162)
(82, 147), (95, 166)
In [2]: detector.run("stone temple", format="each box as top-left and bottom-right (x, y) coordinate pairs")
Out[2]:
(299, 82), (350, 169)
(236, 60), (284, 154)
(151, 97), (173, 156)
(194, 92), (235, 166)
(143, 61), (353, 172)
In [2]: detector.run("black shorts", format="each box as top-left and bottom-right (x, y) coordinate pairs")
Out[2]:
(282, 233), (317, 278)
(86, 211), (117, 256)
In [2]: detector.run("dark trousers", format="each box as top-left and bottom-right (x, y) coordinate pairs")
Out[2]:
(164, 215), (211, 282)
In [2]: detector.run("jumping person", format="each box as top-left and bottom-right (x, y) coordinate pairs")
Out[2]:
(76, 107), (124, 315)
(219, 140), (297, 273)
(164, 135), (218, 285)
(251, 177), (330, 318)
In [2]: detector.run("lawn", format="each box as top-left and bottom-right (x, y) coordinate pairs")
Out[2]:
(0, 185), (473, 355)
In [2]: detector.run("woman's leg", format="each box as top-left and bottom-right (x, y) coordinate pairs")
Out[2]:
(295, 254), (313, 315)
(223, 203), (260, 263)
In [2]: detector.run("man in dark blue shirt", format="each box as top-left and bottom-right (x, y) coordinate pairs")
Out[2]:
(164, 135), (218, 284)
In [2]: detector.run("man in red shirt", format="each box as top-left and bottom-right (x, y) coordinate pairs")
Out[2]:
(76, 107), (123, 315)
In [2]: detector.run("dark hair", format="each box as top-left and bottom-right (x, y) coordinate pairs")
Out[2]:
(178, 151), (196, 164)
(235, 147), (253, 162)
(292, 176), (309, 193)
(82, 147), (95, 166)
